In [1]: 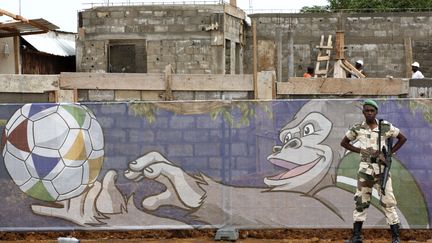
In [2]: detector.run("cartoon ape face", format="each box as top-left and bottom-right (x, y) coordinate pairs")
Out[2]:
(265, 112), (333, 191)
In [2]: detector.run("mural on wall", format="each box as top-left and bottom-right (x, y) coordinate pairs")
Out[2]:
(0, 99), (430, 230)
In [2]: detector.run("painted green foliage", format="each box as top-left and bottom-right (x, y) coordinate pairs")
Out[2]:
(129, 103), (157, 124)
(210, 102), (273, 128)
(129, 101), (273, 128)
(337, 152), (429, 228)
(406, 100), (432, 125)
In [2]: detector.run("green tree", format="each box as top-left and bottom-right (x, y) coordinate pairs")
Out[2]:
(300, 5), (330, 13)
(328, 0), (432, 11)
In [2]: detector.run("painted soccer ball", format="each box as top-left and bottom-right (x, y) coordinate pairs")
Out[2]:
(1, 104), (104, 202)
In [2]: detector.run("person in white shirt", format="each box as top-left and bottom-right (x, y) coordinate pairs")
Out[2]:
(347, 60), (366, 78)
(411, 62), (424, 79)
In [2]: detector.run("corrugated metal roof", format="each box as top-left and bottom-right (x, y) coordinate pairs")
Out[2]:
(22, 31), (75, 57)
(0, 18), (59, 37)
(1, 18), (58, 33)
(0, 9), (58, 37)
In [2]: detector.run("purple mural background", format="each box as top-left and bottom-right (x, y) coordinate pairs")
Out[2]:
(0, 99), (431, 230)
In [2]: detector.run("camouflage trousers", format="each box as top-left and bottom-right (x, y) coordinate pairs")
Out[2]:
(353, 171), (400, 225)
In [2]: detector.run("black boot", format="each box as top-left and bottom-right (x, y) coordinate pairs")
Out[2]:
(345, 221), (363, 243)
(390, 223), (400, 243)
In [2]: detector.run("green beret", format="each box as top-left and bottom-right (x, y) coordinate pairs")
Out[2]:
(363, 99), (379, 110)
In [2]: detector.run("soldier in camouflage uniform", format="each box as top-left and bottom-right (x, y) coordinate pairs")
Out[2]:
(340, 99), (407, 243)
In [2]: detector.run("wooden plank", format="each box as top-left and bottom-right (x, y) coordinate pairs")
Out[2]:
(278, 77), (409, 96)
(60, 73), (165, 90)
(315, 70), (328, 75)
(342, 59), (366, 78)
(0, 9), (29, 22)
(335, 31), (345, 60)
(256, 71), (275, 99)
(13, 36), (19, 74)
(317, 56), (330, 61)
(315, 46), (333, 49)
(164, 64), (173, 101)
(404, 37), (413, 78)
(0, 74), (59, 93)
(252, 18), (258, 99)
(171, 74), (254, 91)
(59, 72), (254, 91)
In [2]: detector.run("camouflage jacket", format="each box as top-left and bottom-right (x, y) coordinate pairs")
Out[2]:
(345, 119), (400, 175)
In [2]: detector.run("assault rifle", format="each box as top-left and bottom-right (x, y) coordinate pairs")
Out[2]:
(380, 137), (393, 195)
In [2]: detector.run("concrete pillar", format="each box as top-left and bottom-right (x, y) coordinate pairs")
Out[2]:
(238, 43), (244, 74)
(287, 29), (294, 78)
(230, 0), (237, 7)
(276, 27), (282, 82)
(231, 41), (236, 74)
(252, 19), (257, 99)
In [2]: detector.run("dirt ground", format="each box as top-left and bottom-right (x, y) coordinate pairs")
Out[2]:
(1, 229), (432, 242)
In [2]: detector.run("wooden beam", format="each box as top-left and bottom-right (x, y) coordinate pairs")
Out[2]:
(404, 37), (413, 79)
(164, 64), (173, 101)
(256, 71), (275, 99)
(13, 36), (19, 74)
(171, 75), (253, 91)
(252, 19), (258, 99)
(0, 32), (47, 38)
(278, 77), (408, 96)
(0, 9), (29, 22)
(0, 74), (59, 93)
(27, 19), (50, 32)
(335, 31), (345, 60)
(0, 22), (28, 29)
(342, 59), (366, 78)
(60, 73), (165, 90)
(59, 72), (254, 91)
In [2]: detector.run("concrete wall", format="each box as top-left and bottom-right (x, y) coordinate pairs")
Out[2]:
(77, 4), (245, 74)
(248, 12), (432, 81)
(77, 5), (432, 81)
(0, 37), (16, 74)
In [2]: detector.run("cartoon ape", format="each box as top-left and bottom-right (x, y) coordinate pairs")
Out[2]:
(29, 100), (422, 228)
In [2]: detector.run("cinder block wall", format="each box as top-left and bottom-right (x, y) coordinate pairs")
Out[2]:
(247, 12), (432, 80)
(77, 4), (432, 82)
(77, 4), (245, 75)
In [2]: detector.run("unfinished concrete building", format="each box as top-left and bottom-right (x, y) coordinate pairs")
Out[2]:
(247, 12), (432, 81)
(77, 2), (246, 75)
(77, 2), (432, 82)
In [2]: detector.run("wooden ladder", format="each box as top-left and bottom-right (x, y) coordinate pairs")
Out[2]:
(314, 35), (333, 78)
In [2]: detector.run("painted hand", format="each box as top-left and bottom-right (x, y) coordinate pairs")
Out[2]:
(31, 170), (126, 226)
(124, 151), (206, 211)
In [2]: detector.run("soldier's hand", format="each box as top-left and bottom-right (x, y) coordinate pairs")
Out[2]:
(360, 148), (370, 156)
(360, 147), (376, 157)
(378, 152), (388, 166)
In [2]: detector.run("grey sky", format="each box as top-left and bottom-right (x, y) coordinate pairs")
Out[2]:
(0, 0), (328, 32)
